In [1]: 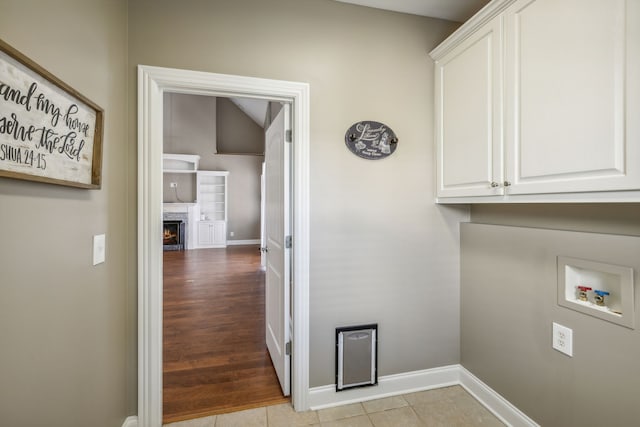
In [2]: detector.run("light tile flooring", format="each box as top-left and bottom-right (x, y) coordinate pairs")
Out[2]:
(164, 385), (505, 427)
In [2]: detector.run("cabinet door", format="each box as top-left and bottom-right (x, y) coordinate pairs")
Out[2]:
(435, 16), (504, 198)
(197, 221), (213, 245)
(505, 0), (640, 194)
(212, 221), (226, 246)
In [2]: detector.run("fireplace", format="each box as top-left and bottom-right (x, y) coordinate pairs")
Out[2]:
(163, 220), (185, 251)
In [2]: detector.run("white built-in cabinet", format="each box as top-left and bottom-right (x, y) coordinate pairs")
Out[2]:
(197, 220), (226, 247)
(196, 171), (229, 248)
(432, 0), (640, 202)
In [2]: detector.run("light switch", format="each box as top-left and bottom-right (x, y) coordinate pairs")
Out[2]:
(93, 234), (106, 265)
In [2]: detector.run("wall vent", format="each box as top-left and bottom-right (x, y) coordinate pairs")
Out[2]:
(335, 324), (378, 391)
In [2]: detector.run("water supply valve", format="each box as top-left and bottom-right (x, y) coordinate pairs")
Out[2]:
(577, 286), (592, 302)
(593, 290), (610, 306)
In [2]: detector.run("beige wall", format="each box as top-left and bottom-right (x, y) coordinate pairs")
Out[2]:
(0, 0), (130, 426)
(461, 223), (640, 426)
(129, 0), (465, 389)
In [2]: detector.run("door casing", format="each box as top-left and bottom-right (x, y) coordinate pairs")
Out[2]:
(137, 65), (310, 427)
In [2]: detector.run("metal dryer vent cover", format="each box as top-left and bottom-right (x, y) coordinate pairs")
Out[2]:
(335, 324), (378, 391)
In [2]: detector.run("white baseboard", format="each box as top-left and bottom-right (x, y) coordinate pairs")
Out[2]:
(121, 416), (138, 427)
(227, 239), (260, 246)
(308, 364), (538, 427)
(459, 367), (539, 427)
(308, 365), (459, 410)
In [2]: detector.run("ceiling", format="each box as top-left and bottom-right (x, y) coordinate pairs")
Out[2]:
(333, 0), (491, 22)
(230, 97), (269, 128)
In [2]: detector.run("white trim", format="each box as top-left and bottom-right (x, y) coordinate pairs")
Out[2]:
(429, 0), (518, 59)
(121, 416), (138, 427)
(459, 367), (540, 427)
(436, 189), (640, 204)
(309, 365), (538, 427)
(309, 365), (460, 410)
(226, 239), (261, 246)
(137, 65), (311, 427)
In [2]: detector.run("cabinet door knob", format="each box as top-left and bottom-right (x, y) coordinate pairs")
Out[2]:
(490, 181), (500, 188)
(503, 181), (512, 187)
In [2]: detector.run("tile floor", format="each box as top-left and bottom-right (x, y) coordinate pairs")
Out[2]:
(164, 385), (505, 427)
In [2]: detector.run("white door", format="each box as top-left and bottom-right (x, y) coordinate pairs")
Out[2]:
(260, 162), (266, 270)
(212, 221), (226, 246)
(264, 104), (291, 396)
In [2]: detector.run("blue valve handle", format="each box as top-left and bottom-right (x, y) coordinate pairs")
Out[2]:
(594, 290), (610, 296)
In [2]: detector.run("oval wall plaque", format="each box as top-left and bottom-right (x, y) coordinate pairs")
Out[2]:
(345, 121), (397, 160)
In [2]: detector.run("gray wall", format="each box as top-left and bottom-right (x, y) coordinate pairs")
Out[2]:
(162, 172), (197, 203)
(164, 92), (217, 155)
(470, 204), (640, 236)
(128, 0), (466, 390)
(461, 223), (640, 427)
(163, 92), (263, 240)
(217, 98), (264, 154)
(0, 0), (130, 426)
(463, 204), (640, 425)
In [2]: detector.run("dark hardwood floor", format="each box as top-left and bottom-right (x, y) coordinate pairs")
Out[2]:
(163, 246), (289, 424)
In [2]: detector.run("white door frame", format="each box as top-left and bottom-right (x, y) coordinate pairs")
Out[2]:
(137, 65), (310, 427)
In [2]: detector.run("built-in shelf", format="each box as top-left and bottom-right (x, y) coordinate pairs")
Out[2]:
(163, 153), (200, 173)
(196, 171), (229, 248)
(557, 256), (635, 329)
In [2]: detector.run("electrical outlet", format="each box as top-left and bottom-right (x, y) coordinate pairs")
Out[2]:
(552, 322), (573, 357)
(170, 182), (177, 188)
(229, 231), (234, 237)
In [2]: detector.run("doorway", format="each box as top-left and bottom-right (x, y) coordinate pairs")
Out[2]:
(137, 65), (310, 427)
(161, 94), (288, 422)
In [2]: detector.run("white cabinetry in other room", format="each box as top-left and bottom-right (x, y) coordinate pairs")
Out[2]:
(196, 171), (229, 248)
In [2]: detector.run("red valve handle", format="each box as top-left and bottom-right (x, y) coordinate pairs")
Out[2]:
(577, 286), (592, 291)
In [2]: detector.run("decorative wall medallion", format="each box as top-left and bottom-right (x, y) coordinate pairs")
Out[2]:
(345, 121), (398, 160)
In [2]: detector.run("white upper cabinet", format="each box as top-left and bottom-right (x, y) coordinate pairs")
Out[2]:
(431, 0), (640, 202)
(435, 16), (504, 198)
(505, 0), (639, 194)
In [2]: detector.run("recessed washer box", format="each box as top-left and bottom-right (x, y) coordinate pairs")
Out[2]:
(557, 256), (635, 329)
